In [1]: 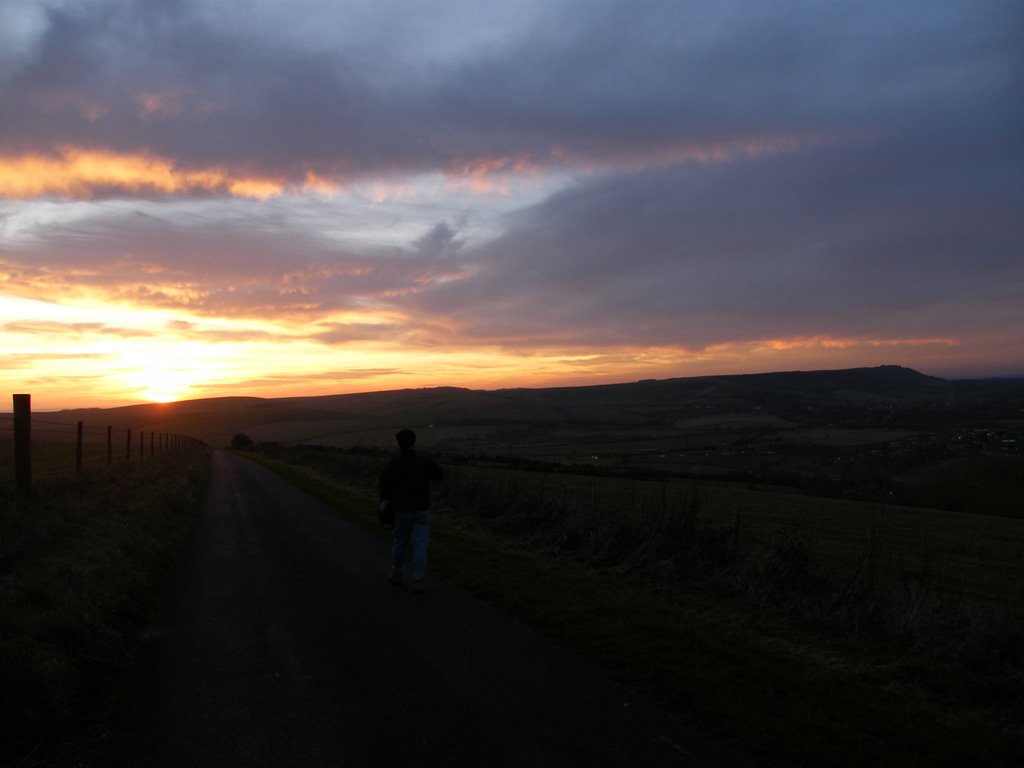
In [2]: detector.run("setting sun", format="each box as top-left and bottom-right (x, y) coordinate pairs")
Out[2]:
(124, 369), (199, 404)
(111, 341), (240, 405)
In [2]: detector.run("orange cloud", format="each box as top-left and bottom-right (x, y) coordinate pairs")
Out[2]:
(303, 171), (340, 196)
(620, 133), (836, 171)
(443, 153), (547, 194)
(439, 133), (836, 193)
(135, 89), (186, 119)
(756, 336), (957, 352)
(0, 146), (285, 200)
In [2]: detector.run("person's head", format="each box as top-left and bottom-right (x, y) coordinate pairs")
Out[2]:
(396, 428), (416, 450)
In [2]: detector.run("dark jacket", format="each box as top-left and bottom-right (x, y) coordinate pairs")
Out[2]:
(378, 449), (445, 515)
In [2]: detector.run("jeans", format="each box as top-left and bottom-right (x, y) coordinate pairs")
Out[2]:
(392, 509), (430, 582)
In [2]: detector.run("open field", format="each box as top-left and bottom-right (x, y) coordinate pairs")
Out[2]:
(259, 442), (1024, 611)
(248, 448), (1024, 767)
(448, 465), (1024, 604)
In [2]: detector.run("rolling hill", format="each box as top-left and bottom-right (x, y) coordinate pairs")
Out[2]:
(40, 365), (1019, 448)
(16, 363), (1022, 516)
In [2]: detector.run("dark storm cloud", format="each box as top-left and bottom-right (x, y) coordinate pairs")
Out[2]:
(4, 0), (1018, 184)
(415, 129), (1023, 350)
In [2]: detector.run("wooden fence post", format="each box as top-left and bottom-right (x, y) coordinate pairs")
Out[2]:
(107, 426), (113, 465)
(76, 421), (84, 472)
(126, 428), (132, 462)
(13, 394), (31, 499)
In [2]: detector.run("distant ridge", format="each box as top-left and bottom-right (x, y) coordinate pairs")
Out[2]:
(37, 365), (1023, 450)
(55, 365), (943, 417)
(515, 364), (942, 397)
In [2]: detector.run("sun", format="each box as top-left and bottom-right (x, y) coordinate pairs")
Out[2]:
(125, 368), (199, 403)
(115, 346), (214, 403)
(107, 331), (258, 404)
(142, 380), (191, 403)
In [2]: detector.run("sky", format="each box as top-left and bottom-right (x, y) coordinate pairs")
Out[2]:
(1, 0), (1021, 409)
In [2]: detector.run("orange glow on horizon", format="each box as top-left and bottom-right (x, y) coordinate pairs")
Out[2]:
(0, 294), (1013, 411)
(0, 292), (991, 411)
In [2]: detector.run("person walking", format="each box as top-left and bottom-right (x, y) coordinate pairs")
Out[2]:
(378, 429), (444, 593)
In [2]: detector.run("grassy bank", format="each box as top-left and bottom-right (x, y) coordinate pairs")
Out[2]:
(250, 449), (1023, 768)
(0, 448), (209, 768)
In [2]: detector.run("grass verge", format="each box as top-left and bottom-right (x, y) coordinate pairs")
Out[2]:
(251, 453), (1023, 768)
(0, 448), (210, 768)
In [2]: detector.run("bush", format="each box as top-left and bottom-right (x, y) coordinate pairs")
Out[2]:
(229, 433), (254, 450)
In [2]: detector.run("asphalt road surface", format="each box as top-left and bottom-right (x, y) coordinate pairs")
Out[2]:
(100, 450), (746, 767)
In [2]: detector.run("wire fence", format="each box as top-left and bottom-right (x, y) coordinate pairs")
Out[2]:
(1, 394), (202, 497)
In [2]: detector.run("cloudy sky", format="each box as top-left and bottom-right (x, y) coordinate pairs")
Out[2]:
(1, 0), (1021, 408)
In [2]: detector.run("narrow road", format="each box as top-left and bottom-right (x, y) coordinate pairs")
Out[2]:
(101, 451), (745, 767)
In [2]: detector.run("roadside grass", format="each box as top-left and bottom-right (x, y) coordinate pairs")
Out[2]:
(249, 452), (1023, 768)
(0, 448), (209, 768)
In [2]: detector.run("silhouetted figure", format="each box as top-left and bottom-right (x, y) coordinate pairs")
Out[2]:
(378, 429), (444, 593)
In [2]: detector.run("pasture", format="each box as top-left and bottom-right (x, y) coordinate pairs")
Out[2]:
(442, 464), (1024, 603)
(253, 445), (1024, 767)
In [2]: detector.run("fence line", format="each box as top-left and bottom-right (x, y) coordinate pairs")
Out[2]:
(3, 394), (202, 499)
